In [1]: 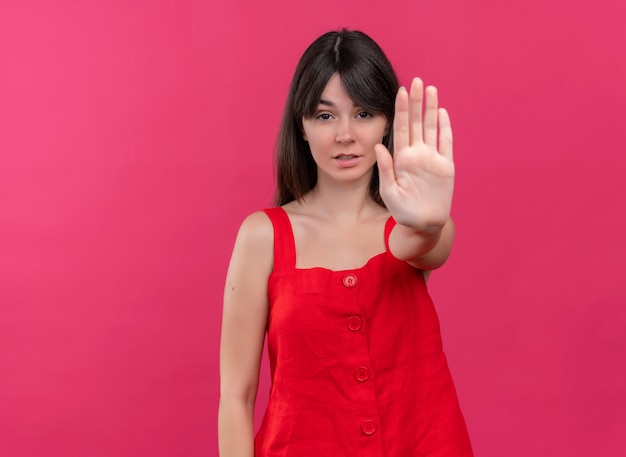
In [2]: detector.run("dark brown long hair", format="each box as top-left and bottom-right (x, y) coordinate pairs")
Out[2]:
(275, 29), (399, 206)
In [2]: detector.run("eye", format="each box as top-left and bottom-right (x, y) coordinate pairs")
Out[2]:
(316, 112), (333, 120)
(356, 111), (373, 119)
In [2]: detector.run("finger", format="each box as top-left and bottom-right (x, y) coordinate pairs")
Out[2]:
(409, 77), (424, 145)
(393, 86), (409, 153)
(437, 108), (453, 161)
(423, 85), (438, 147)
(374, 143), (396, 190)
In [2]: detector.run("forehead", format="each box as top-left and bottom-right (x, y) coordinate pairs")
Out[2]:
(318, 73), (355, 105)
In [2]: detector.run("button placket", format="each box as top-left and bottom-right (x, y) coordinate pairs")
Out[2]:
(341, 271), (377, 440)
(343, 273), (362, 332)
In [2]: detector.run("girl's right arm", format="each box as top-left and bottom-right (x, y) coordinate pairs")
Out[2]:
(218, 212), (274, 457)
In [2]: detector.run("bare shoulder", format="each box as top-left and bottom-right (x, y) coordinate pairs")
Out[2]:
(236, 210), (274, 245)
(229, 211), (274, 276)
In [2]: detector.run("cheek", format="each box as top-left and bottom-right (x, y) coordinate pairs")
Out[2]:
(308, 140), (331, 159)
(365, 117), (387, 135)
(380, 120), (390, 139)
(305, 130), (333, 149)
(364, 123), (388, 143)
(301, 120), (316, 143)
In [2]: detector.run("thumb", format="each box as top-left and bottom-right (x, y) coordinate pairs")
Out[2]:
(374, 143), (395, 188)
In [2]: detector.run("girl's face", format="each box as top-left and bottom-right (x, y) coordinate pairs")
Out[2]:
(302, 73), (388, 186)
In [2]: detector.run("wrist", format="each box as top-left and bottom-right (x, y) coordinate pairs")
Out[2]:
(397, 218), (448, 238)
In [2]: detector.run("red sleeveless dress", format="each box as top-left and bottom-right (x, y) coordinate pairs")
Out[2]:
(255, 207), (473, 457)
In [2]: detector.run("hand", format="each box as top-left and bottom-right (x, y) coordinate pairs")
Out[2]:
(375, 77), (454, 233)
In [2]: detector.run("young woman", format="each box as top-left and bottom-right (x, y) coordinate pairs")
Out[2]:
(219, 29), (473, 457)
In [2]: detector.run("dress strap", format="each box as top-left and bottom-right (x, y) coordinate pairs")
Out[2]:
(262, 207), (296, 270)
(384, 215), (397, 252)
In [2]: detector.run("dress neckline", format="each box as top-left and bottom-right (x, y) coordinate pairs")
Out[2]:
(295, 251), (388, 274)
(274, 206), (395, 273)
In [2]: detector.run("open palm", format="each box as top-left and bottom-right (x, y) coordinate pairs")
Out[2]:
(375, 77), (454, 232)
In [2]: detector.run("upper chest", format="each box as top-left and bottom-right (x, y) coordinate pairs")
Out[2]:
(290, 216), (388, 271)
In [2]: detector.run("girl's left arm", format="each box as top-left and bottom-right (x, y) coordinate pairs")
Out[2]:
(389, 217), (455, 270)
(375, 77), (456, 269)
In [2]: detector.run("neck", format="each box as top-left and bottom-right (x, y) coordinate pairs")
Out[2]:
(303, 175), (380, 222)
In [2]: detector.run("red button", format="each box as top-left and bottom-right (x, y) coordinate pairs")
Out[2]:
(361, 420), (376, 435)
(342, 274), (358, 288)
(346, 316), (362, 331)
(354, 367), (370, 382)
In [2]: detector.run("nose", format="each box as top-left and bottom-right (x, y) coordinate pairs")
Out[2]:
(335, 118), (355, 143)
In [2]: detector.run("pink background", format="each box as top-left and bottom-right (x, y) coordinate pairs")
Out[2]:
(1, 1), (625, 456)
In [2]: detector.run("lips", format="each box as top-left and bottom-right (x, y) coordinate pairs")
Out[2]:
(333, 154), (361, 168)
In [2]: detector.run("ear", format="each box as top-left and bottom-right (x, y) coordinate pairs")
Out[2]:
(300, 119), (308, 141)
